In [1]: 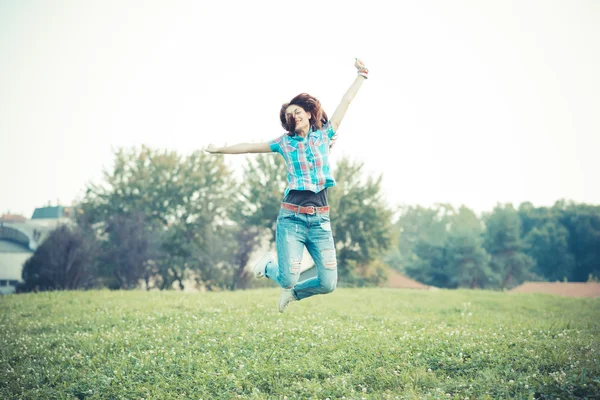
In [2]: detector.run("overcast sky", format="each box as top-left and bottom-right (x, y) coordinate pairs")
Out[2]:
(1, 0), (598, 218)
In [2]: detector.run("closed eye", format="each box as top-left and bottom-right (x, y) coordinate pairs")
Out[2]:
(286, 109), (302, 118)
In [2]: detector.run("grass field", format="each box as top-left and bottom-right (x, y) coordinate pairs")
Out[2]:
(1, 288), (599, 399)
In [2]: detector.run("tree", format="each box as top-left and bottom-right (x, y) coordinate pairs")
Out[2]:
(231, 153), (287, 289)
(445, 207), (493, 288)
(524, 221), (575, 282)
(483, 204), (536, 289)
(20, 225), (98, 292)
(167, 150), (237, 290)
(235, 153), (288, 240)
(79, 146), (236, 290)
(518, 202), (551, 237)
(518, 200), (600, 282)
(99, 213), (164, 290)
(391, 204), (454, 287)
(406, 241), (448, 287)
(395, 205), (494, 289)
(328, 157), (393, 286)
(388, 204), (454, 271)
(555, 201), (600, 282)
(80, 146), (184, 226)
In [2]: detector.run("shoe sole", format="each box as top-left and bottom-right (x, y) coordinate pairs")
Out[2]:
(253, 254), (271, 279)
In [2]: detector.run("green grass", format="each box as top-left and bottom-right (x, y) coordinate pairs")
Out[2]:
(1, 289), (599, 399)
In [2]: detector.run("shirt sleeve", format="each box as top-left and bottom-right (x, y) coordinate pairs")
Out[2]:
(324, 121), (336, 140)
(268, 135), (284, 153)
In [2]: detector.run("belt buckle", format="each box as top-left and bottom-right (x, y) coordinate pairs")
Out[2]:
(306, 206), (316, 215)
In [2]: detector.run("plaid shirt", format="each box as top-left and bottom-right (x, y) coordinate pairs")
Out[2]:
(269, 122), (336, 196)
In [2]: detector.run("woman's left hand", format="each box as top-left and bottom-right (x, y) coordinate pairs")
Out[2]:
(355, 58), (368, 71)
(355, 58), (368, 78)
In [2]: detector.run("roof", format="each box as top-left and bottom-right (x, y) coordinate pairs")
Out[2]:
(0, 214), (27, 222)
(32, 206), (67, 219)
(509, 282), (600, 298)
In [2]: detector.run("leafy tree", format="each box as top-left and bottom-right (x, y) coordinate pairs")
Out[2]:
(445, 206), (494, 288)
(328, 157), (393, 286)
(388, 204), (454, 271)
(20, 225), (98, 292)
(406, 241), (448, 287)
(166, 151), (236, 290)
(518, 202), (554, 237)
(235, 153), (287, 241)
(555, 201), (600, 282)
(80, 146), (183, 226)
(79, 146), (236, 290)
(228, 225), (259, 290)
(483, 204), (536, 289)
(518, 200), (599, 282)
(524, 221), (575, 282)
(397, 205), (494, 289)
(391, 204), (454, 287)
(99, 213), (164, 290)
(231, 153), (287, 288)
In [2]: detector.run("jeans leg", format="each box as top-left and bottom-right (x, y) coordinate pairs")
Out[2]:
(293, 213), (338, 300)
(265, 213), (306, 291)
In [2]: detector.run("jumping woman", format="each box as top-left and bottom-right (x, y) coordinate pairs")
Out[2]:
(206, 58), (369, 312)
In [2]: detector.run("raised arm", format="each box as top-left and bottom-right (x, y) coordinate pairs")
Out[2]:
(205, 142), (271, 154)
(329, 58), (368, 132)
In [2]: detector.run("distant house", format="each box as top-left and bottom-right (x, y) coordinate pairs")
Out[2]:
(0, 206), (74, 294)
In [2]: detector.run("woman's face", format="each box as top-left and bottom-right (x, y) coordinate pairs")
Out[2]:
(285, 105), (311, 133)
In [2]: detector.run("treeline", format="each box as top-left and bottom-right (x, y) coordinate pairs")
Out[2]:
(19, 146), (391, 292)
(18, 146), (600, 293)
(387, 202), (600, 289)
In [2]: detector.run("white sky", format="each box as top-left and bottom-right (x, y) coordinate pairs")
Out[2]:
(1, 0), (599, 218)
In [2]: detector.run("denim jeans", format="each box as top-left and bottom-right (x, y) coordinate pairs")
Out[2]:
(265, 208), (338, 300)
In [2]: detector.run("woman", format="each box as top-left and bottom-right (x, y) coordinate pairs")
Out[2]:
(206, 58), (368, 312)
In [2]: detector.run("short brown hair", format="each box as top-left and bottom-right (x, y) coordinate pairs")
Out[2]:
(280, 93), (329, 135)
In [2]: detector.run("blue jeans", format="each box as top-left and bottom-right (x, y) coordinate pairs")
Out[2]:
(265, 208), (338, 300)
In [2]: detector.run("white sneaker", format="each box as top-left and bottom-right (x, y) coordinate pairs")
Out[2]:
(278, 289), (296, 313)
(253, 253), (273, 279)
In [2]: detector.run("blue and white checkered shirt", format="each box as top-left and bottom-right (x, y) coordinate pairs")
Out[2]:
(269, 122), (336, 196)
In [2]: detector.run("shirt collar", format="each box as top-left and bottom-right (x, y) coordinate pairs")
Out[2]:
(291, 126), (319, 141)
